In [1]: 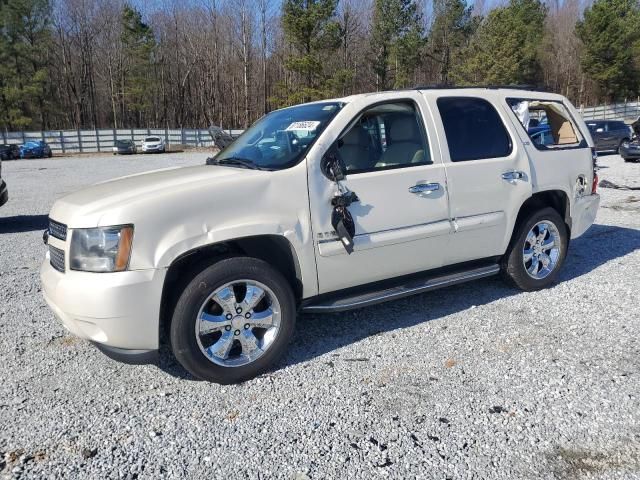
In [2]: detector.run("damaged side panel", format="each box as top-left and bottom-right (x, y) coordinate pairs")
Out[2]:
(99, 162), (319, 298)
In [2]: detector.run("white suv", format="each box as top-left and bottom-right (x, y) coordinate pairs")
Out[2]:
(141, 136), (165, 153)
(41, 88), (600, 384)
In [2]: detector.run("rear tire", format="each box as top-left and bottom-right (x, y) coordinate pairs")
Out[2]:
(501, 207), (568, 291)
(170, 257), (296, 384)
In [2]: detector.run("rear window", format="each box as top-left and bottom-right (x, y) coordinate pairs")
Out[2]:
(436, 97), (512, 162)
(145, 137), (161, 142)
(610, 121), (627, 131)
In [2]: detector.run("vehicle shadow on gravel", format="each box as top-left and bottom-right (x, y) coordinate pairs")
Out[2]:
(0, 215), (48, 234)
(156, 223), (639, 380)
(281, 224), (640, 372)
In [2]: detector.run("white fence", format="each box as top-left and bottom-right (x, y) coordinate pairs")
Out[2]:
(0, 128), (243, 154)
(2, 99), (640, 154)
(579, 100), (640, 122)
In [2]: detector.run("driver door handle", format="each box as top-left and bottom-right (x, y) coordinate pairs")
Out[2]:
(409, 182), (440, 194)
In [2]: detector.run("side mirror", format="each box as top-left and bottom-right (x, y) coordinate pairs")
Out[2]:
(321, 145), (346, 181)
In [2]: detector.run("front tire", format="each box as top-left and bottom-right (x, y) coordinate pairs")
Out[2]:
(170, 257), (296, 384)
(501, 207), (568, 291)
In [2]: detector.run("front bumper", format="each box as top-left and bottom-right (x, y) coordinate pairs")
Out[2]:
(40, 257), (167, 357)
(142, 145), (164, 152)
(571, 193), (600, 239)
(0, 179), (7, 207)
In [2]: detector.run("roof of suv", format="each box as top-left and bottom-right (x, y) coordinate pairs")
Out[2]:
(301, 86), (566, 109)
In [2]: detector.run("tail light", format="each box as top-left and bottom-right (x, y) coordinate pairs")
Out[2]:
(591, 147), (598, 194)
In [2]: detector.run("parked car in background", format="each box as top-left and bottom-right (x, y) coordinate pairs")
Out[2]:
(527, 118), (551, 136)
(0, 144), (20, 160)
(141, 136), (165, 153)
(531, 129), (555, 147)
(20, 140), (52, 159)
(41, 87), (600, 384)
(586, 120), (632, 152)
(619, 140), (640, 162)
(621, 117), (640, 162)
(113, 139), (137, 155)
(0, 156), (8, 207)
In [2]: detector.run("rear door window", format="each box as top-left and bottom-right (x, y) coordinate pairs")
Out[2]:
(436, 97), (512, 162)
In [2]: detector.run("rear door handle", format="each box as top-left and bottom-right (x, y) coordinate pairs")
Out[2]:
(409, 183), (440, 194)
(501, 171), (526, 182)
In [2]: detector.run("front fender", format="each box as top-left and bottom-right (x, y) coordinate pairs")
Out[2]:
(154, 221), (316, 298)
(122, 162), (318, 298)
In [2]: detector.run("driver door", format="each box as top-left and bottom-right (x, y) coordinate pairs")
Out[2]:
(307, 94), (452, 294)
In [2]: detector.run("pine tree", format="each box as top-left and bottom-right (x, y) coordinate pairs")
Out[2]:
(370, 0), (424, 90)
(576, 0), (640, 101)
(280, 0), (342, 104)
(428, 0), (477, 85)
(0, 0), (52, 130)
(121, 5), (155, 126)
(454, 0), (547, 86)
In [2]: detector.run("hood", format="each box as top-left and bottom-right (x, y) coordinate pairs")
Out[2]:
(49, 165), (257, 228)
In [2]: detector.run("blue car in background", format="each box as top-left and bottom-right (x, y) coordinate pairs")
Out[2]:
(528, 118), (551, 137)
(20, 140), (52, 159)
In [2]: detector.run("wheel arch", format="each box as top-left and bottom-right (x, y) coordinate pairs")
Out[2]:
(159, 234), (304, 343)
(509, 189), (571, 248)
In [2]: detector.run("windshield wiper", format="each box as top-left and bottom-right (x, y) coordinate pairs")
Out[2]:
(207, 157), (266, 170)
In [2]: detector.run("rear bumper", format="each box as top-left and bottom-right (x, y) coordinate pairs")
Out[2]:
(571, 193), (600, 239)
(0, 179), (8, 207)
(40, 257), (167, 352)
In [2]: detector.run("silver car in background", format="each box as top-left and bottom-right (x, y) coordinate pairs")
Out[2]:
(141, 136), (165, 153)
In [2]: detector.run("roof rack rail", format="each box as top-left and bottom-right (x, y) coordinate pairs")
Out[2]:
(411, 84), (549, 92)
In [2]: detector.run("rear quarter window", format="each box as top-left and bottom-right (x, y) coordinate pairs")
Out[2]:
(436, 97), (512, 162)
(507, 98), (585, 150)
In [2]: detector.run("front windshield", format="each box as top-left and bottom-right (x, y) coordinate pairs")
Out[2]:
(214, 102), (344, 169)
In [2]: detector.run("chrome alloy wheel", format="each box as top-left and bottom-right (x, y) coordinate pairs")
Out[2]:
(523, 221), (561, 280)
(195, 280), (281, 367)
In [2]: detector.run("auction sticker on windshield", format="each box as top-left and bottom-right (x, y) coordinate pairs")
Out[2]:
(286, 121), (321, 131)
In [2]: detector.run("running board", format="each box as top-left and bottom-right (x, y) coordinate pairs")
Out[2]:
(302, 264), (501, 313)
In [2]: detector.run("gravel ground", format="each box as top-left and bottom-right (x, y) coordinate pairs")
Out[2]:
(0, 152), (639, 479)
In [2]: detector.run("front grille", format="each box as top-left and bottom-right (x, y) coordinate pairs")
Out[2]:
(49, 219), (67, 241)
(49, 245), (65, 273)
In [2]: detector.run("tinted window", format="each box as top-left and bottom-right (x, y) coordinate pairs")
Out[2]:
(611, 121), (627, 131)
(437, 97), (512, 162)
(337, 101), (430, 173)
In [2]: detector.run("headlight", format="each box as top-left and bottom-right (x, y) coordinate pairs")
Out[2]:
(70, 225), (134, 272)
